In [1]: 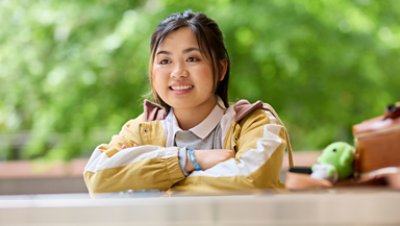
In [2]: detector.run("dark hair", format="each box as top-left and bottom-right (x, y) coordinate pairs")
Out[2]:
(149, 10), (230, 109)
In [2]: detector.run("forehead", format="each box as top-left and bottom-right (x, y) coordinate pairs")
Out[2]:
(157, 27), (199, 50)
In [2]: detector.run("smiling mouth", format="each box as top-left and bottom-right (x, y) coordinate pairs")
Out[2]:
(169, 85), (193, 91)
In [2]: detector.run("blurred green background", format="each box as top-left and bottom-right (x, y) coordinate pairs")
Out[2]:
(1, 0), (399, 161)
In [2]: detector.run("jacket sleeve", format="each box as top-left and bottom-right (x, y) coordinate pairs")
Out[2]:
(83, 115), (185, 195)
(171, 109), (287, 193)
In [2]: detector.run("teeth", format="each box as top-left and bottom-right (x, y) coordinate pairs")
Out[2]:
(170, 85), (192, 91)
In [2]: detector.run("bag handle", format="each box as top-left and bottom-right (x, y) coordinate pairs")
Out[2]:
(262, 103), (294, 168)
(233, 100), (294, 168)
(384, 102), (400, 119)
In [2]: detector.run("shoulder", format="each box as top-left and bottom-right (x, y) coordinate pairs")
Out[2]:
(122, 99), (168, 129)
(228, 99), (281, 125)
(143, 99), (168, 121)
(120, 99), (164, 130)
(123, 99), (168, 126)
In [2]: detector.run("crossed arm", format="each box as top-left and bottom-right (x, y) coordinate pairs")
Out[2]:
(83, 111), (286, 195)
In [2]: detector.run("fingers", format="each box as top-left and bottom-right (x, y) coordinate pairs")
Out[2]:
(120, 143), (137, 150)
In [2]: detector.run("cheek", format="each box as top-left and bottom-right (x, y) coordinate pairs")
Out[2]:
(152, 76), (163, 89)
(151, 73), (168, 94)
(152, 66), (171, 79)
(152, 66), (163, 79)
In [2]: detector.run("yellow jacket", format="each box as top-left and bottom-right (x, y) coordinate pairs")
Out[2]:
(83, 99), (293, 195)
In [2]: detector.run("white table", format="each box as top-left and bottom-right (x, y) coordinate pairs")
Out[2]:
(0, 189), (399, 226)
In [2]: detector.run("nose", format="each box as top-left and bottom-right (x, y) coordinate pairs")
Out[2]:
(170, 62), (188, 78)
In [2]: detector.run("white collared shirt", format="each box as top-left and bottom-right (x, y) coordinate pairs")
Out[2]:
(163, 97), (226, 175)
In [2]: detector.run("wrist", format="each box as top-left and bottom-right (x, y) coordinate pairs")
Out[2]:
(188, 147), (202, 171)
(178, 147), (189, 176)
(184, 148), (194, 173)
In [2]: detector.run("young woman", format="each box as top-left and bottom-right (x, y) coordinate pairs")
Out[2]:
(84, 10), (293, 195)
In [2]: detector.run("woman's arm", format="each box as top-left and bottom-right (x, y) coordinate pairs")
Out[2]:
(83, 145), (185, 195)
(172, 109), (288, 192)
(184, 149), (235, 173)
(83, 115), (185, 196)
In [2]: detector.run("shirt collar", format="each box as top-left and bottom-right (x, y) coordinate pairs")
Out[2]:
(167, 97), (226, 140)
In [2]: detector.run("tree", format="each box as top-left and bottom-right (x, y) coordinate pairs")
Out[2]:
(1, 0), (399, 160)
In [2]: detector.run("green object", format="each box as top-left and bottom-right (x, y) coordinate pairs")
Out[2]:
(312, 142), (354, 181)
(2, 1), (400, 161)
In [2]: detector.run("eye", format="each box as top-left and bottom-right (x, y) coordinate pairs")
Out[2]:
(187, 56), (200, 62)
(159, 59), (171, 65)
(332, 148), (337, 152)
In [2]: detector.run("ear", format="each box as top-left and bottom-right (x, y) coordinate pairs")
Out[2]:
(219, 59), (228, 81)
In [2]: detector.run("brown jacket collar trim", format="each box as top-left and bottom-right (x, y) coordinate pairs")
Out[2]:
(143, 99), (266, 123)
(143, 100), (167, 122)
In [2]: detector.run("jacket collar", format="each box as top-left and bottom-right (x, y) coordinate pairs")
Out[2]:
(143, 98), (268, 123)
(143, 100), (167, 122)
(233, 99), (264, 122)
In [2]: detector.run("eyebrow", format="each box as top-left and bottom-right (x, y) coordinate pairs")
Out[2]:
(156, 47), (201, 55)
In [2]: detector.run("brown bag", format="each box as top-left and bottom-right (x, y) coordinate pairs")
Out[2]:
(352, 103), (400, 175)
(285, 166), (400, 190)
(285, 103), (400, 190)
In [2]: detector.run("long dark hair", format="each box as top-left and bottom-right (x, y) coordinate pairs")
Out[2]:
(149, 10), (230, 109)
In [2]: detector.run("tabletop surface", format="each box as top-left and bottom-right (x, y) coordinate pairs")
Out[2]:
(1, 188), (399, 226)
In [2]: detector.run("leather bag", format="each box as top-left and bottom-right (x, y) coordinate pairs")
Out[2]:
(285, 103), (400, 190)
(352, 103), (400, 175)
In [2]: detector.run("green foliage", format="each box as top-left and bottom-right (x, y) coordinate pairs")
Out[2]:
(1, 0), (399, 160)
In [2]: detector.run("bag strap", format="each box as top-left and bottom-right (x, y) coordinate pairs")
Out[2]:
(384, 102), (400, 119)
(233, 100), (294, 168)
(262, 103), (294, 168)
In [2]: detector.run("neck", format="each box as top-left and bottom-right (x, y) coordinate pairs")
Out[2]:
(174, 97), (218, 130)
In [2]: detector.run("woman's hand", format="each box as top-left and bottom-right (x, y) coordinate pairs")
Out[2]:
(184, 149), (235, 173)
(120, 143), (137, 150)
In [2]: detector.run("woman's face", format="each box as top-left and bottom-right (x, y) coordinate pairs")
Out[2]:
(151, 27), (221, 112)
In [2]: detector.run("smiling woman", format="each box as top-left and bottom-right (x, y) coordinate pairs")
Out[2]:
(83, 10), (293, 196)
(151, 27), (220, 130)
